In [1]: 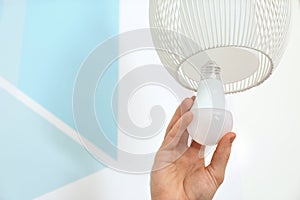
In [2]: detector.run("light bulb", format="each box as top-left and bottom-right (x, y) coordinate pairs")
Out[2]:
(187, 62), (233, 146)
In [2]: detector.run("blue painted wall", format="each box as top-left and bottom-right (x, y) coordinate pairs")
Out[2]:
(0, 1), (119, 199)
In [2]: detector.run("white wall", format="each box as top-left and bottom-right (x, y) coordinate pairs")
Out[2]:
(118, 0), (300, 199)
(120, 0), (300, 199)
(37, 1), (300, 199)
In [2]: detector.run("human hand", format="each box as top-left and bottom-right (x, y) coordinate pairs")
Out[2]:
(151, 97), (236, 200)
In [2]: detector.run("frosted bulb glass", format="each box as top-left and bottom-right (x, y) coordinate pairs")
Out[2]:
(187, 63), (233, 145)
(188, 108), (233, 146)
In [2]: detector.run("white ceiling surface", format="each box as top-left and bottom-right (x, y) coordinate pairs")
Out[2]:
(36, 0), (300, 199)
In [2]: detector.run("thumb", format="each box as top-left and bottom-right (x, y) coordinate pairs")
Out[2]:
(207, 132), (236, 185)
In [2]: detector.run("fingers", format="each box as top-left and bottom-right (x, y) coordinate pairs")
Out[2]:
(207, 132), (236, 185)
(161, 111), (193, 149)
(190, 141), (205, 160)
(177, 130), (189, 150)
(190, 140), (202, 150)
(165, 97), (194, 136)
(184, 141), (206, 166)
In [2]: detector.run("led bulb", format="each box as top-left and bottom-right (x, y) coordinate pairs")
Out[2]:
(187, 62), (233, 146)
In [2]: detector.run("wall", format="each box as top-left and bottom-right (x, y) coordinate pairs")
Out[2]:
(0, 0), (299, 199)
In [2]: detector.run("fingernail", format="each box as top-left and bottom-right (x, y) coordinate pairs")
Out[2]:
(230, 134), (236, 143)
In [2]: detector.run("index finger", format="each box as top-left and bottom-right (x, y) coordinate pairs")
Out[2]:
(165, 97), (195, 137)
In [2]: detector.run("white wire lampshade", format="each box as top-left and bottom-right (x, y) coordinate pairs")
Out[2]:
(149, 0), (291, 94)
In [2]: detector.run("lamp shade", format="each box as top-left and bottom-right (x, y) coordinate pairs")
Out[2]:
(149, 0), (291, 94)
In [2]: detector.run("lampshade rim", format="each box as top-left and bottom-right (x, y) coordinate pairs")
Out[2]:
(174, 45), (275, 94)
